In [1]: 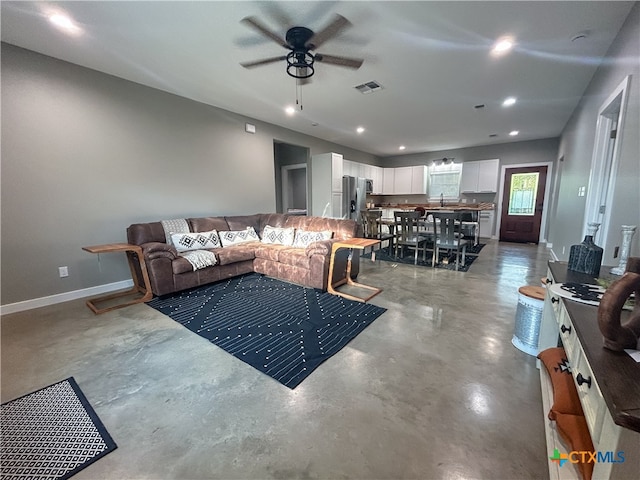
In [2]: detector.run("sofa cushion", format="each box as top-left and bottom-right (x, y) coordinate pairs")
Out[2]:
(172, 256), (195, 275)
(188, 217), (229, 233)
(220, 227), (260, 247)
(254, 244), (287, 262)
(216, 244), (257, 265)
(261, 225), (296, 246)
(292, 229), (333, 248)
(171, 230), (221, 252)
(278, 248), (311, 269)
(285, 216), (357, 240)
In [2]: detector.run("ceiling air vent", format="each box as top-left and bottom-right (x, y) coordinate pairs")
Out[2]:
(354, 81), (383, 94)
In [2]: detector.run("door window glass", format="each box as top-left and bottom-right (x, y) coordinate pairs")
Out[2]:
(508, 172), (539, 215)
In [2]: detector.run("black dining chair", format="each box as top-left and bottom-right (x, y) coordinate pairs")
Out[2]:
(393, 211), (430, 265)
(430, 211), (469, 270)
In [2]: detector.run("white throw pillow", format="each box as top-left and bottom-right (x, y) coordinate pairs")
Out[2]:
(292, 229), (333, 248)
(220, 227), (260, 247)
(261, 225), (295, 246)
(171, 230), (221, 252)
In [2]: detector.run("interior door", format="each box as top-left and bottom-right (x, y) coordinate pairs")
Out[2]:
(499, 166), (548, 243)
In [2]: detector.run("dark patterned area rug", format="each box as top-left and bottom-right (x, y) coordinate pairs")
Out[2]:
(1, 377), (117, 480)
(148, 273), (387, 388)
(362, 243), (485, 272)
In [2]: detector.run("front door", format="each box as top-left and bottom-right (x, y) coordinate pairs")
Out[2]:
(499, 166), (547, 243)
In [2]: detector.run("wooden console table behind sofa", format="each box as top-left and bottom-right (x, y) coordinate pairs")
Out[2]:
(538, 261), (639, 480)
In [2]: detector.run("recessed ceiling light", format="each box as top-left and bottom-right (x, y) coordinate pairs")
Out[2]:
(492, 37), (514, 56)
(399, 145), (406, 151)
(356, 126), (365, 134)
(509, 130), (519, 136)
(48, 13), (82, 35)
(285, 106), (295, 115)
(502, 97), (517, 107)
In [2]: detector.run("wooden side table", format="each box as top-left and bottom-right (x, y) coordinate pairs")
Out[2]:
(82, 243), (153, 314)
(327, 238), (383, 303)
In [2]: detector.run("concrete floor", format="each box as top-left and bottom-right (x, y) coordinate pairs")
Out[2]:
(1, 240), (552, 479)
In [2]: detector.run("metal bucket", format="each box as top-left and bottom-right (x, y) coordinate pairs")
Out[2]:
(512, 286), (546, 356)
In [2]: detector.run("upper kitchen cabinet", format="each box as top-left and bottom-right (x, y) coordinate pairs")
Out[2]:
(410, 166), (428, 194)
(311, 152), (343, 217)
(381, 165), (427, 194)
(383, 168), (395, 194)
(393, 167), (413, 194)
(460, 159), (499, 193)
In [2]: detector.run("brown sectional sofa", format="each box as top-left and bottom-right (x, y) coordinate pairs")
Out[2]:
(127, 213), (360, 297)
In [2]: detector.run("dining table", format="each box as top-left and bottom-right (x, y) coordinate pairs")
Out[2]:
(378, 206), (483, 246)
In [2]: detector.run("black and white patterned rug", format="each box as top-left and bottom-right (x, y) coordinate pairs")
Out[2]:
(1, 377), (117, 480)
(148, 273), (387, 389)
(362, 243), (485, 272)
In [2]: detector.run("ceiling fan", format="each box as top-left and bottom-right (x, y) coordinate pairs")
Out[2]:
(240, 14), (364, 80)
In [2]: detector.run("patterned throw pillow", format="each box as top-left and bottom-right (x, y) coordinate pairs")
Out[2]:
(171, 230), (221, 252)
(220, 227), (260, 247)
(261, 225), (295, 246)
(537, 347), (584, 418)
(292, 229), (333, 248)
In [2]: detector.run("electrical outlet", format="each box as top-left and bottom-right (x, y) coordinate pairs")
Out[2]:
(58, 266), (69, 278)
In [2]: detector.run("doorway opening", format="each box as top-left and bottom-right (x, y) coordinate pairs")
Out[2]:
(582, 75), (630, 251)
(274, 142), (310, 215)
(281, 164), (307, 214)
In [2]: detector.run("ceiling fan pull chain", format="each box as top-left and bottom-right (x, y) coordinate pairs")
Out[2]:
(295, 80), (303, 111)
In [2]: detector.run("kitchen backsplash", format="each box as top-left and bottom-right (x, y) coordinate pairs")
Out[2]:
(369, 192), (497, 206)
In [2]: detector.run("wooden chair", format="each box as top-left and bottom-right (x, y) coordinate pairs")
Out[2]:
(459, 211), (479, 246)
(430, 211), (469, 271)
(360, 210), (394, 255)
(393, 211), (430, 265)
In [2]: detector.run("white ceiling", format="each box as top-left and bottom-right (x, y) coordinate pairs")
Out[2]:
(1, 1), (635, 157)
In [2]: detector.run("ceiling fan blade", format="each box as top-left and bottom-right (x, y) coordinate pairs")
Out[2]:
(315, 53), (363, 69)
(262, 3), (293, 29)
(241, 55), (287, 69)
(241, 16), (287, 48)
(306, 14), (351, 49)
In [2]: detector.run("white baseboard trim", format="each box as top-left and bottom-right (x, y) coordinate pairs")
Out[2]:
(0, 280), (134, 316)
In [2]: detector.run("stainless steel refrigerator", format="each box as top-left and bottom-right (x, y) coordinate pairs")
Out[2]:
(342, 176), (367, 221)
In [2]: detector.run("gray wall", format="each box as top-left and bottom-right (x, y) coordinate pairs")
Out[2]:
(380, 138), (560, 168)
(1, 44), (377, 305)
(552, 2), (640, 263)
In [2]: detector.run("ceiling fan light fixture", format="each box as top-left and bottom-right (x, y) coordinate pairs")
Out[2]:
(286, 51), (315, 78)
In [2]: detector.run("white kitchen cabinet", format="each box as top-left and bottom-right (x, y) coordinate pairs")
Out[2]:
(311, 152), (343, 217)
(460, 162), (480, 193)
(373, 166), (384, 194)
(343, 159), (354, 178)
(383, 168), (395, 194)
(393, 167), (413, 194)
(477, 159), (500, 192)
(460, 159), (499, 193)
(478, 210), (494, 238)
(410, 165), (428, 194)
